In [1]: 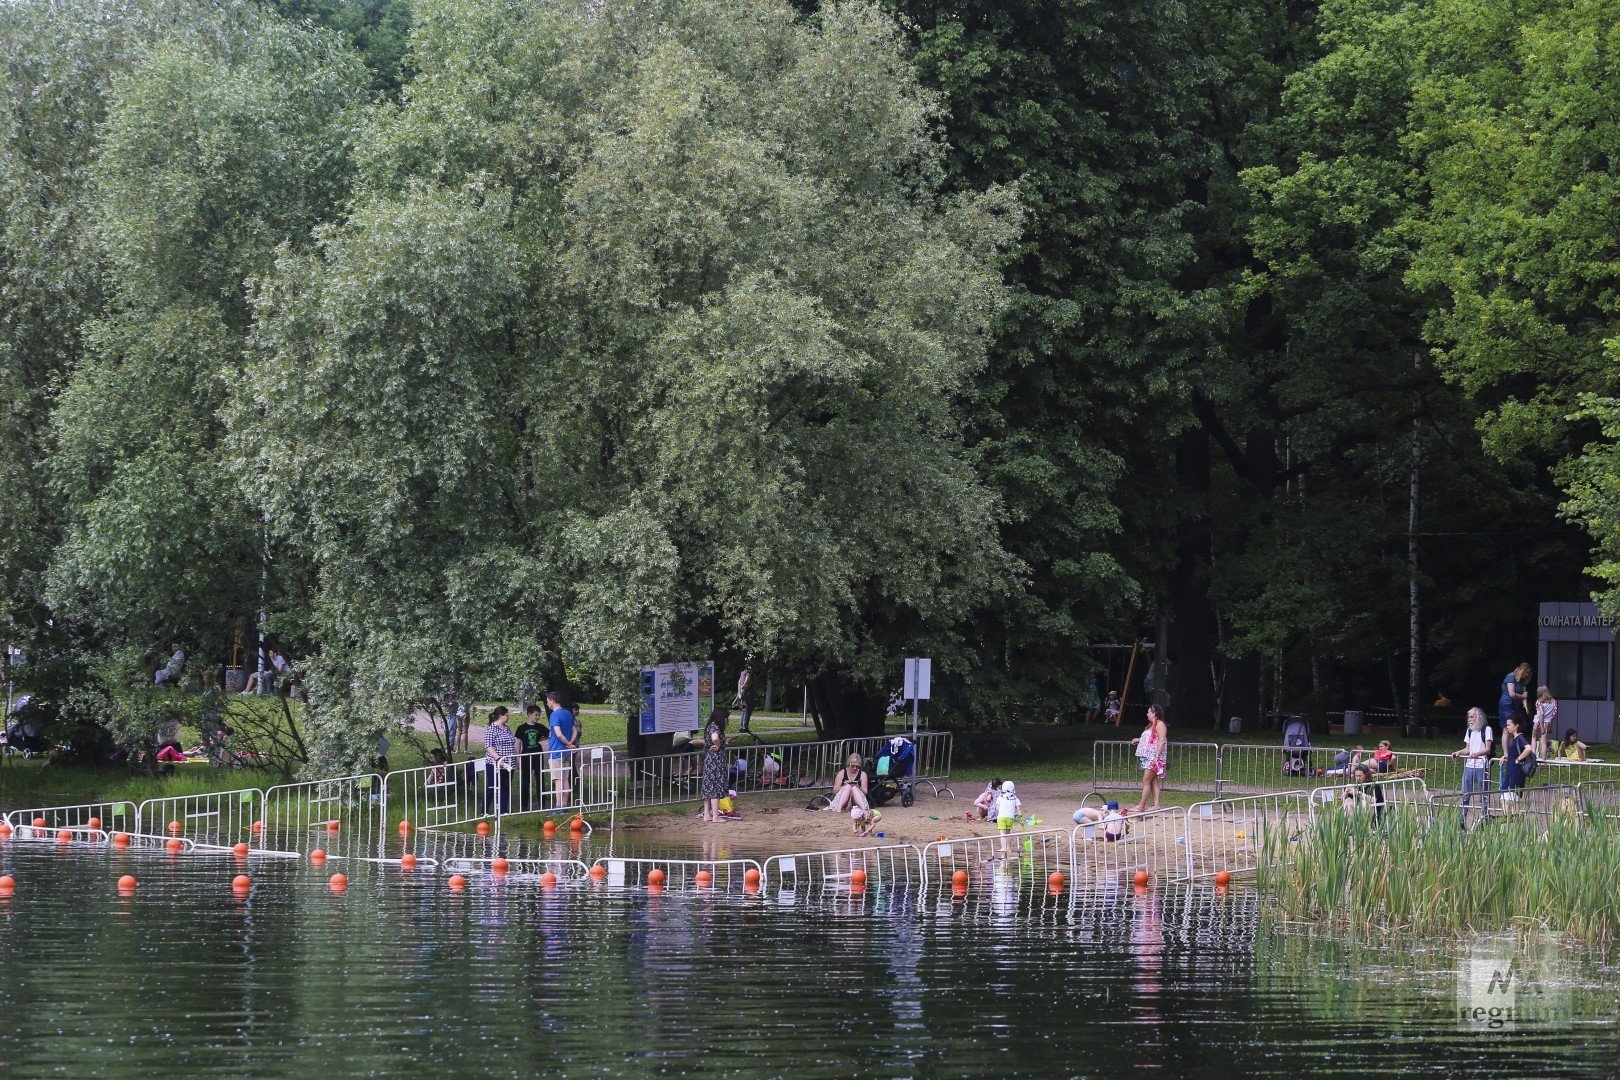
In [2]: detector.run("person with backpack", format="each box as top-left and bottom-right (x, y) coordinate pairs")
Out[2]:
(1452, 707), (1494, 825)
(1500, 716), (1536, 804)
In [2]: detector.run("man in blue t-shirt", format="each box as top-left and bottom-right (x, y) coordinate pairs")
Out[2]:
(545, 691), (579, 810)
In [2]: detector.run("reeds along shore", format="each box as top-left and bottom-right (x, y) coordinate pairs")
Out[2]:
(1257, 803), (1620, 942)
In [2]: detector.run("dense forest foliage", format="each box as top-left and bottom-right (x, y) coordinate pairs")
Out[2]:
(1, 0), (1612, 769)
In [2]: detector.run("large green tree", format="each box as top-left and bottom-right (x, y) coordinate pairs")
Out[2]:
(231, 0), (1019, 768)
(45, 17), (368, 664)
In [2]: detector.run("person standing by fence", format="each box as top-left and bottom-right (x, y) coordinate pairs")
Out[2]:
(1532, 686), (1558, 761)
(1130, 704), (1167, 813)
(545, 691), (578, 811)
(1499, 663), (1531, 726)
(482, 706), (517, 816)
(515, 705), (547, 809)
(700, 708), (729, 823)
(1453, 707), (1494, 825)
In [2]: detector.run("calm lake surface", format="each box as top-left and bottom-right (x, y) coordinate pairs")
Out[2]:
(1, 835), (1616, 1077)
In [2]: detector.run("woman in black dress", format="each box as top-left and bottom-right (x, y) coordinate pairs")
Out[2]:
(701, 708), (730, 823)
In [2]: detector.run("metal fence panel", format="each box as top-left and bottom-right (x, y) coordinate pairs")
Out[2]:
(4, 800), (131, 835)
(262, 773), (383, 859)
(1308, 775), (1430, 819)
(922, 828), (1072, 891)
(838, 732), (954, 797)
(618, 738), (845, 812)
(1071, 806), (1186, 885)
(1091, 740), (1219, 796)
(136, 788), (264, 852)
(591, 856), (762, 891)
(1182, 792), (1310, 881)
(762, 844), (925, 895)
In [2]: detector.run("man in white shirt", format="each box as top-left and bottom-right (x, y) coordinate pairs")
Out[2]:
(1452, 707), (1494, 824)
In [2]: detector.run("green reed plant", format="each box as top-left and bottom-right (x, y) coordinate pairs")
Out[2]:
(1259, 801), (1620, 942)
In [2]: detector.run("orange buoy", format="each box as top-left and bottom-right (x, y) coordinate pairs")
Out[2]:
(542, 820), (557, 836)
(491, 857), (509, 874)
(588, 864), (606, 881)
(165, 838), (183, 853)
(694, 870), (713, 887)
(569, 816), (584, 832)
(32, 818), (46, 829)
(167, 821), (182, 834)
(744, 867), (761, 887)
(309, 848), (327, 863)
(951, 870), (969, 888)
(850, 869), (867, 889)
(232, 875), (251, 890)
(112, 832), (130, 847)
(56, 829), (73, 843)
(0, 821), (12, 838)
(0, 875), (14, 890)
(87, 817), (102, 830)
(647, 868), (666, 887)
(448, 874), (467, 890)
(476, 822), (490, 836)
(251, 820), (265, 833)
(329, 873), (348, 891)
(398, 820), (412, 835)
(400, 854), (417, 869)
(1048, 872), (1066, 891)
(539, 871), (558, 889)
(1215, 870), (1232, 888)
(1133, 871), (1150, 887)
(326, 820), (341, 832)
(117, 874), (138, 891)
(233, 842), (251, 857)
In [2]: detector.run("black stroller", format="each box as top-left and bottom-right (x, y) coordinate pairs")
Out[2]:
(867, 737), (918, 808)
(1282, 715), (1313, 776)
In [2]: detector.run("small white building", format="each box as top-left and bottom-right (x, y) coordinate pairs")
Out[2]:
(1536, 602), (1615, 744)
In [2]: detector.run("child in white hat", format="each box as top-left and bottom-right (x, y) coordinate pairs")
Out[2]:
(993, 781), (1022, 855)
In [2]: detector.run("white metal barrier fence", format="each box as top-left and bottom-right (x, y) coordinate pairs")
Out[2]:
(1090, 740), (1219, 796)
(136, 789), (264, 852)
(762, 844), (926, 894)
(1071, 806), (1185, 885)
(590, 857), (762, 890)
(1576, 779), (1620, 819)
(4, 800), (132, 835)
(617, 738), (846, 812)
(262, 773), (383, 859)
(838, 732), (954, 798)
(1182, 792), (1310, 881)
(922, 828), (1072, 891)
(444, 857), (591, 882)
(384, 746), (616, 834)
(1309, 775), (1430, 824)
(1428, 783), (1580, 828)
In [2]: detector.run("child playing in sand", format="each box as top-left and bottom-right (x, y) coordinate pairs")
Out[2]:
(992, 781), (1022, 855)
(854, 807), (882, 838)
(973, 778), (1002, 821)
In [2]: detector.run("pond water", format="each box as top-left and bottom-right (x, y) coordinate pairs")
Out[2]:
(0, 836), (1615, 1077)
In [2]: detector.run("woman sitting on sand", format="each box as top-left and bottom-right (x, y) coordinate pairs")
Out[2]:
(826, 753), (871, 825)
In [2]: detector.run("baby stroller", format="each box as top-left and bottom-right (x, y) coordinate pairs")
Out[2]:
(867, 736), (917, 808)
(1282, 715), (1313, 776)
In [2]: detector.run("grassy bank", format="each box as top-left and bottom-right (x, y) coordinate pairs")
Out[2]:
(1258, 804), (1620, 942)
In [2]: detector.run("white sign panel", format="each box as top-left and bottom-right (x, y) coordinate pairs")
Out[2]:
(904, 657), (932, 701)
(638, 660), (715, 735)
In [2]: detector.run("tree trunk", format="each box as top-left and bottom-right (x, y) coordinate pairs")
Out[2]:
(1169, 427), (1214, 730)
(807, 671), (886, 740)
(1407, 353), (1423, 737)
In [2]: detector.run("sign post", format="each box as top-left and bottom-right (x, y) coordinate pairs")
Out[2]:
(903, 657), (931, 736)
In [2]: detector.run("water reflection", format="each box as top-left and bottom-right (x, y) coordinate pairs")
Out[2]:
(0, 841), (1614, 1077)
